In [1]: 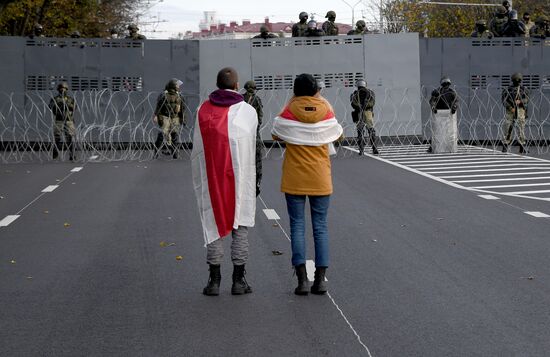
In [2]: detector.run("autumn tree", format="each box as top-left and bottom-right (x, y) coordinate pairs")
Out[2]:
(381, 0), (550, 37)
(0, 0), (157, 38)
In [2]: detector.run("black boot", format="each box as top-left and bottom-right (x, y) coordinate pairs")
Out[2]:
(371, 145), (379, 155)
(294, 264), (309, 295)
(231, 264), (252, 295)
(310, 267), (328, 295)
(501, 143), (508, 153)
(203, 264), (221, 296)
(368, 129), (379, 155)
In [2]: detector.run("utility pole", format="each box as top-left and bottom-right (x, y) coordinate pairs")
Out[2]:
(341, 0), (363, 25)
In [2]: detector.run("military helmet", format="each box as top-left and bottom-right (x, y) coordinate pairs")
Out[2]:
(496, 6), (507, 15)
(34, 23), (43, 31)
(128, 24), (138, 31)
(475, 19), (487, 26)
(299, 12), (308, 21)
(356, 79), (367, 88)
(440, 77), (451, 86)
(57, 81), (69, 90)
(260, 25), (268, 33)
(511, 72), (523, 82)
(70, 31), (81, 38)
(307, 20), (317, 29)
(509, 10), (518, 21)
(356, 20), (366, 29)
(244, 80), (256, 90)
(325, 10), (336, 19)
(165, 78), (180, 91)
(501, 0), (510, 7)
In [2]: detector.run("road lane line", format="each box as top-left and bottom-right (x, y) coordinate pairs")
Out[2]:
(41, 185), (59, 193)
(263, 209), (280, 220)
(472, 182), (550, 190)
(525, 211), (550, 218)
(0, 215), (20, 227)
(71, 167), (83, 172)
(478, 195), (500, 200)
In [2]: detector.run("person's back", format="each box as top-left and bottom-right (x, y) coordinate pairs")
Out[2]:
(292, 12), (309, 37)
(430, 86), (458, 113)
(192, 67), (257, 296)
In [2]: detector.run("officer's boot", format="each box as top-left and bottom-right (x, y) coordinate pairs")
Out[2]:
(231, 264), (252, 295)
(519, 144), (528, 154)
(203, 264), (221, 296)
(368, 128), (379, 155)
(52, 141), (60, 159)
(310, 267), (328, 295)
(153, 132), (163, 158)
(501, 143), (508, 153)
(67, 138), (75, 161)
(294, 264), (309, 296)
(171, 133), (179, 159)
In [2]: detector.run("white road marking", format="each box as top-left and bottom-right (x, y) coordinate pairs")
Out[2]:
(41, 185), (59, 193)
(70, 167), (83, 172)
(262, 209), (280, 220)
(478, 195), (500, 200)
(506, 189), (550, 195)
(454, 176), (550, 183)
(419, 163), (550, 170)
(442, 171), (550, 179)
(429, 167), (550, 174)
(525, 211), (550, 218)
(0, 215), (20, 227)
(89, 155), (99, 160)
(306, 260), (328, 282)
(397, 157), (527, 164)
(408, 160), (540, 168)
(472, 182), (550, 189)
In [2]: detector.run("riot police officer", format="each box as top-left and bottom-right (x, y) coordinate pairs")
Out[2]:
(489, 6), (509, 37)
(502, 73), (529, 153)
(253, 25), (278, 39)
(243, 80), (263, 196)
(292, 12), (309, 37)
(350, 79), (379, 155)
(428, 77), (458, 153)
(153, 79), (186, 159)
(471, 20), (494, 38)
(126, 24), (146, 40)
(306, 20), (325, 37)
(347, 20), (367, 35)
(322, 11), (339, 36)
(503, 10), (527, 37)
(49, 82), (76, 161)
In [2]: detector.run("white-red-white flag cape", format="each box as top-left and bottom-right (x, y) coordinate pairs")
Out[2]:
(191, 99), (257, 246)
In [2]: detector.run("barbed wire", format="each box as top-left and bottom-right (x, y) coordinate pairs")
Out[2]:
(1, 86), (549, 163)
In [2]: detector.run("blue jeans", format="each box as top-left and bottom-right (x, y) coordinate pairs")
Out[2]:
(285, 194), (330, 267)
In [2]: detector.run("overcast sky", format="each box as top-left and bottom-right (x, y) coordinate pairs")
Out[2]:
(141, 0), (372, 38)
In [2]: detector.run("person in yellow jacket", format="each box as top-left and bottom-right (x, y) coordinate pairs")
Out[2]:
(272, 73), (343, 296)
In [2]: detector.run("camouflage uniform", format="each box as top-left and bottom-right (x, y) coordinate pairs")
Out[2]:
(154, 79), (186, 158)
(347, 20), (367, 35)
(292, 12), (309, 37)
(428, 78), (458, 153)
(322, 11), (339, 36)
(502, 73), (529, 153)
(471, 20), (494, 38)
(306, 21), (325, 37)
(126, 24), (146, 40)
(49, 82), (76, 160)
(253, 25), (278, 39)
(489, 6), (509, 37)
(243, 81), (263, 196)
(530, 17), (550, 39)
(350, 80), (378, 155)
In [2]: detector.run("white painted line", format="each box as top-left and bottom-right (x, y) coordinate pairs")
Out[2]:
(408, 160), (537, 168)
(419, 163), (550, 170)
(506, 189), (550, 195)
(70, 167), (83, 172)
(306, 260), (327, 282)
(41, 185), (59, 193)
(396, 156), (525, 163)
(398, 158), (526, 165)
(478, 194), (500, 200)
(454, 176), (550, 183)
(441, 171), (550, 179)
(472, 182), (550, 189)
(89, 155), (99, 160)
(0, 215), (20, 227)
(430, 167), (550, 174)
(525, 211), (550, 218)
(263, 209), (280, 220)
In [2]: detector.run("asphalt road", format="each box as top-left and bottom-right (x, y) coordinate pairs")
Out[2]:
(1, 149), (550, 356)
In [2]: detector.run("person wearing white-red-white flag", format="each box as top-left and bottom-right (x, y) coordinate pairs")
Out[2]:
(191, 67), (257, 296)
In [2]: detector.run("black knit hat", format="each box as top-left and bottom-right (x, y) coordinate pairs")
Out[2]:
(293, 73), (319, 97)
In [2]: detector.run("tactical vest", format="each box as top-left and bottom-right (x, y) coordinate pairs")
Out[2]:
(158, 92), (182, 118)
(51, 95), (75, 121)
(323, 21), (339, 36)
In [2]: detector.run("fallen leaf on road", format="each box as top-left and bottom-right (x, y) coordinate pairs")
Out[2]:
(272, 223), (278, 227)
(167, 217), (172, 220)
(44, 210), (49, 214)
(175, 255), (183, 261)
(26, 276), (33, 280)
(272, 250), (283, 256)
(10, 260), (16, 264)
(64, 222), (70, 227)
(0, 195), (4, 199)
(437, 218), (444, 220)
(372, 239), (377, 242)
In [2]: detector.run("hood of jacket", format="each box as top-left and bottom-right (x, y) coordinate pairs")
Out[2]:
(209, 89), (244, 107)
(282, 95), (333, 123)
